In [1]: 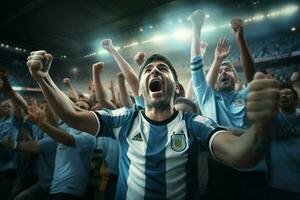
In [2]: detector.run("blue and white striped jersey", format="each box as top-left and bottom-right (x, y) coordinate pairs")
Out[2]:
(93, 106), (224, 199)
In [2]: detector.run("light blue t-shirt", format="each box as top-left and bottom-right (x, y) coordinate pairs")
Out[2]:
(38, 136), (57, 189)
(92, 105), (224, 199)
(190, 55), (249, 129)
(95, 137), (119, 174)
(0, 116), (21, 172)
(50, 124), (96, 196)
(268, 112), (300, 193)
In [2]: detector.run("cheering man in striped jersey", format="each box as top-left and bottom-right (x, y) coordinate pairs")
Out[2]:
(26, 15), (279, 200)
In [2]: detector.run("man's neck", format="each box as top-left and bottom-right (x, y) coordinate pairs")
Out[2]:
(280, 107), (296, 115)
(144, 106), (174, 122)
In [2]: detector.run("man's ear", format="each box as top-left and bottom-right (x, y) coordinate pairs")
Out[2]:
(175, 84), (180, 97)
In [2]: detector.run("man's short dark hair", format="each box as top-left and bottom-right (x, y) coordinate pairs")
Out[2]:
(139, 54), (178, 83)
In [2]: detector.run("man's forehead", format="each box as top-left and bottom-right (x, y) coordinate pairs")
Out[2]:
(145, 60), (169, 68)
(220, 65), (233, 70)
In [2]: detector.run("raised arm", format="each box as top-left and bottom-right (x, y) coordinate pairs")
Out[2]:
(117, 72), (132, 107)
(92, 62), (116, 109)
(109, 80), (117, 107)
(291, 69), (300, 102)
(189, 10), (205, 57)
(102, 39), (139, 96)
(231, 18), (255, 83)
(206, 38), (231, 88)
(26, 50), (98, 135)
(63, 78), (79, 102)
(0, 69), (28, 115)
(212, 72), (279, 169)
(28, 104), (75, 147)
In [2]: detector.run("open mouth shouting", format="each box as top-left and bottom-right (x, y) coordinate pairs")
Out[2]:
(148, 78), (164, 97)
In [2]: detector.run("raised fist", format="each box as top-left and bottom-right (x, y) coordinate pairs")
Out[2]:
(101, 39), (114, 53)
(247, 72), (279, 124)
(63, 78), (70, 85)
(215, 38), (231, 60)
(26, 50), (53, 79)
(188, 10), (206, 28)
(28, 104), (47, 126)
(117, 72), (125, 81)
(230, 18), (244, 40)
(0, 68), (13, 94)
(93, 62), (104, 74)
(134, 52), (145, 66)
(291, 71), (299, 82)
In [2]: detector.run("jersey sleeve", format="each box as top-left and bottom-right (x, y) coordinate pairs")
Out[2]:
(190, 55), (215, 109)
(189, 115), (226, 153)
(92, 106), (135, 138)
(73, 132), (96, 152)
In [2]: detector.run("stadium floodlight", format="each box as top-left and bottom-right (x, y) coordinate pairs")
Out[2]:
(171, 28), (191, 40)
(202, 25), (217, 32)
(253, 14), (265, 21)
(205, 14), (210, 18)
(5, 45), (9, 48)
(1, 43), (4, 47)
(151, 35), (168, 43)
(140, 28), (144, 32)
(281, 5), (298, 15)
(291, 27), (296, 31)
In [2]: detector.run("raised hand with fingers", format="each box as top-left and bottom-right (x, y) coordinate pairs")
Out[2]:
(101, 39), (115, 53)
(247, 72), (279, 124)
(26, 50), (53, 79)
(215, 38), (231, 60)
(230, 18), (244, 41)
(28, 104), (47, 126)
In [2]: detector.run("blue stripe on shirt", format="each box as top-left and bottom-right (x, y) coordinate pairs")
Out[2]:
(144, 125), (168, 199)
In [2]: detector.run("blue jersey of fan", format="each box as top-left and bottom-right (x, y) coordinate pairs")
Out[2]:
(93, 105), (224, 199)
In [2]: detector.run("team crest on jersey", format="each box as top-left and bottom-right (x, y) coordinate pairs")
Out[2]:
(171, 134), (186, 152)
(234, 98), (245, 106)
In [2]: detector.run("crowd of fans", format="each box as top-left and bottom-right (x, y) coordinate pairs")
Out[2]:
(0, 9), (300, 200)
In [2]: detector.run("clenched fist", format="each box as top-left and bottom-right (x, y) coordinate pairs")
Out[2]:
(63, 78), (70, 85)
(134, 52), (145, 66)
(26, 50), (53, 79)
(230, 18), (244, 41)
(247, 72), (279, 124)
(188, 10), (206, 28)
(93, 62), (104, 74)
(101, 39), (114, 53)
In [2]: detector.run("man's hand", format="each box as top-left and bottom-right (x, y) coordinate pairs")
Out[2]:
(26, 50), (53, 79)
(28, 104), (47, 126)
(101, 39), (115, 53)
(188, 9), (206, 28)
(93, 62), (104, 74)
(134, 52), (145, 66)
(230, 18), (244, 41)
(215, 38), (231, 60)
(1, 136), (14, 149)
(200, 41), (208, 57)
(247, 72), (279, 125)
(0, 68), (13, 94)
(63, 78), (70, 85)
(117, 72), (125, 82)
